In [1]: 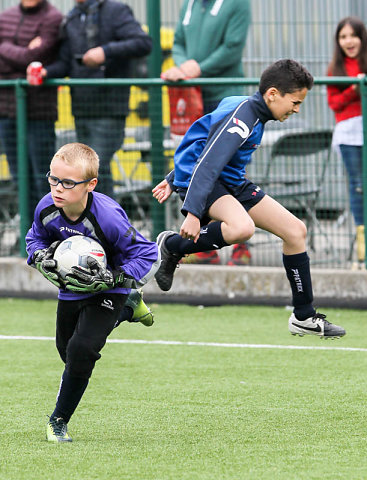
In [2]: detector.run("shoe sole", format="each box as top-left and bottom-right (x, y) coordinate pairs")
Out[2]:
(139, 312), (154, 327)
(290, 332), (343, 340)
(46, 432), (72, 442)
(156, 231), (172, 250)
(46, 436), (73, 442)
(289, 323), (345, 339)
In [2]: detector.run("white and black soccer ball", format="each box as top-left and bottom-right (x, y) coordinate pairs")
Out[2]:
(53, 235), (107, 279)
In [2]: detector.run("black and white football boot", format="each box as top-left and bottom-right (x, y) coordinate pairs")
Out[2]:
(155, 231), (183, 291)
(289, 312), (346, 339)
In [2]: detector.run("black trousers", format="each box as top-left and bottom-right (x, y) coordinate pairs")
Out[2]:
(56, 293), (128, 379)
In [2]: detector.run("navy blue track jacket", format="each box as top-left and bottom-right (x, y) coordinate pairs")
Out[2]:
(46, 0), (152, 117)
(167, 91), (274, 219)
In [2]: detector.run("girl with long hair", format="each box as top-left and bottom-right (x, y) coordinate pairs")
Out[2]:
(327, 16), (367, 269)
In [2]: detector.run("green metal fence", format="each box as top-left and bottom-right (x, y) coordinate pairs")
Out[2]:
(0, 76), (366, 269)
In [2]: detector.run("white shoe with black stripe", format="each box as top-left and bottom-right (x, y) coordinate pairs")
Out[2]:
(289, 312), (346, 339)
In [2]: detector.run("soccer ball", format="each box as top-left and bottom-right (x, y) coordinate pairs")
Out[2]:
(53, 235), (107, 280)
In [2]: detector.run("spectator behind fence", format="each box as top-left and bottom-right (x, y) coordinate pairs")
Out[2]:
(40, 0), (152, 200)
(327, 16), (366, 269)
(0, 0), (62, 225)
(161, 0), (252, 266)
(162, 0), (251, 113)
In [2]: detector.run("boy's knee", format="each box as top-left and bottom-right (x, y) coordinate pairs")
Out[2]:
(297, 219), (307, 240)
(56, 346), (67, 364)
(286, 219), (307, 246)
(230, 221), (255, 244)
(66, 334), (104, 379)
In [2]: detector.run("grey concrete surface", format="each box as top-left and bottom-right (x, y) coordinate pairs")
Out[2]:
(1, 258), (366, 309)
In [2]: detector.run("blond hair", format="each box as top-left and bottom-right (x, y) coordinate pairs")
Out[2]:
(50, 143), (99, 179)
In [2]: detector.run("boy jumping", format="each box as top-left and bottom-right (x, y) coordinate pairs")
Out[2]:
(153, 59), (345, 339)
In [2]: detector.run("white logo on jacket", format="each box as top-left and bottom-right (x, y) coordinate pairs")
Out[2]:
(227, 117), (250, 139)
(59, 226), (83, 235)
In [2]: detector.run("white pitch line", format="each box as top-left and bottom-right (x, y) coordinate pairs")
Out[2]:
(0, 335), (366, 352)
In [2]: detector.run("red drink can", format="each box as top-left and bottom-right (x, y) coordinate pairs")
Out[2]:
(28, 62), (43, 85)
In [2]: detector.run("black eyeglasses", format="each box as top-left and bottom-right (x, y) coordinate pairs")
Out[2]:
(46, 171), (93, 189)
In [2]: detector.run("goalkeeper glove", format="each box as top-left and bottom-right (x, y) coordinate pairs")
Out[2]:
(65, 256), (123, 294)
(33, 241), (62, 288)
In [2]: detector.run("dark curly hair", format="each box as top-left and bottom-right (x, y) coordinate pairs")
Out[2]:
(259, 59), (314, 95)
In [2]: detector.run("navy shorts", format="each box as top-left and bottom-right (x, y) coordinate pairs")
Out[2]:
(178, 178), (266, 225)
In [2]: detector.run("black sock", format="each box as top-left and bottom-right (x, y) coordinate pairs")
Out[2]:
(283, 252), (316, 320)
(51, 369), (89, 423)
(165, 222), (229, 256)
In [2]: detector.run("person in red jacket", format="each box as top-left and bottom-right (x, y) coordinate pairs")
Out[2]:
(327, 16), (367, 269)
(0, 0), (62, 226)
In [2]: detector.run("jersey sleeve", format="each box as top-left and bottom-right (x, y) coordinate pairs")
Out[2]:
(181, 99), (255, 218)
(25, 206), (54, 265)
(165, 169), (176, 190)
(105, 207), (160, 288)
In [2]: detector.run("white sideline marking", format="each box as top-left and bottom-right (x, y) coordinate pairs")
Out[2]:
(0, 335), (366, 352)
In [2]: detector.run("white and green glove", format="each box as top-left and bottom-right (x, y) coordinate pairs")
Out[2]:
(65, 257), (125, 294)
(33, 241), (62, 288)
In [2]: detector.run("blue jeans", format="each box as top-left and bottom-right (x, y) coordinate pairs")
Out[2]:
(74, 117), (126, 199)
(0, 118), (55, 224)
(339, 144), (363, 226)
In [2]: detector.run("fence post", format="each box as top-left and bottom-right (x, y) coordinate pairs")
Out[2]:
(361, 77), (367, 269)
(147, 0), (165, 239)
(15, 80), (29, 257)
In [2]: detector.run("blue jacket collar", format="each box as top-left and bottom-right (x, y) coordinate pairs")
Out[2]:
(252, 91), (275, 123)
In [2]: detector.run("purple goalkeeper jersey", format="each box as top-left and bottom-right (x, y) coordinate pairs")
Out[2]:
(26, 192), (160, 300)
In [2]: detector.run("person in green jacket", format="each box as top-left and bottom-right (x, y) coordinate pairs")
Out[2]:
(162, 0), (251, 114)
(162, 0), (252, 266)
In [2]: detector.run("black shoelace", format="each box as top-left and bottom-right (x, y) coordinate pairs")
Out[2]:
(50, 417), (67, 436)
(312, 313), (330, 325)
